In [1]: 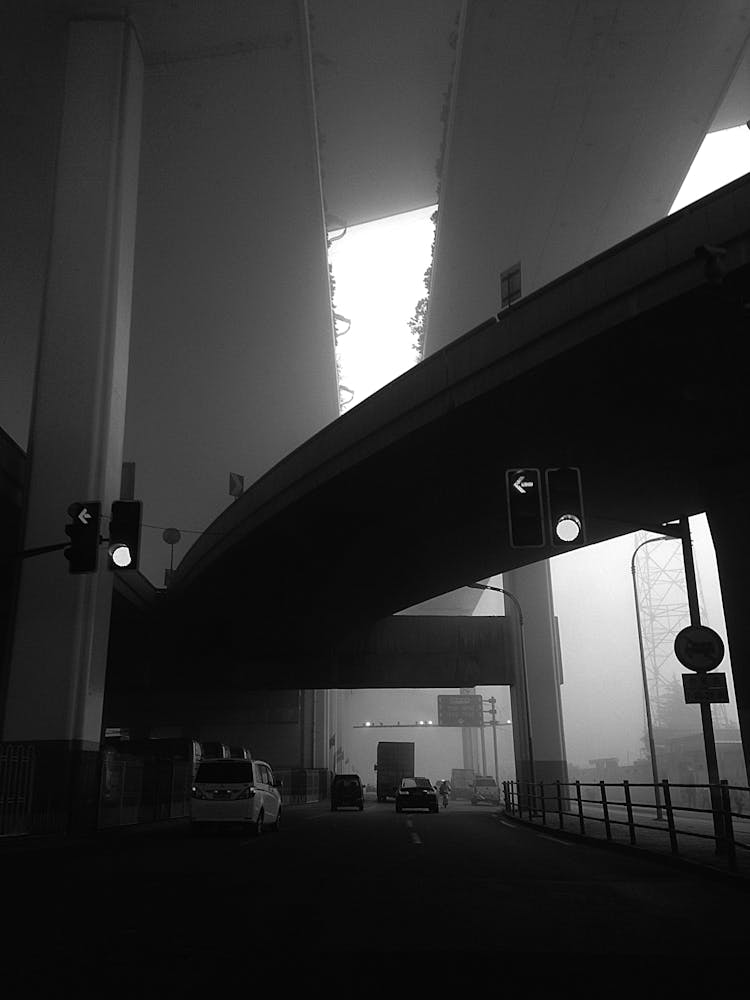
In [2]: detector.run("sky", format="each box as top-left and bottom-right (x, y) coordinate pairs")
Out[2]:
(329, 124), (750, 779)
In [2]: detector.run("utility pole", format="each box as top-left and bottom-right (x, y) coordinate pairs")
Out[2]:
(488, 696), (500, 783)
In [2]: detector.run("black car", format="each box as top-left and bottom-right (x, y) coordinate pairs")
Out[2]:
(395, 777), (438, 813)
(331, 773), (364, 811)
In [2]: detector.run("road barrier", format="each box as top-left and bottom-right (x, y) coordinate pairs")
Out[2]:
(503, 778), (750, 874)
(1, 740), (331, 837)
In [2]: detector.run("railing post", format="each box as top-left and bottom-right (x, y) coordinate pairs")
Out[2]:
(556, 780), (563, 830)
(600, 781), (611, 840)
(623, 780), (636, 845)
(662, 779), (679, 855)
(576, 780), (585, 835)
(719, 780), (737, 872)
(540, 781), (546, 826)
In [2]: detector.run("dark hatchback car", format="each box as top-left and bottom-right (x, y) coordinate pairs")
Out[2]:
(331, 773), (364, 811)
(395, 777), (438, 813)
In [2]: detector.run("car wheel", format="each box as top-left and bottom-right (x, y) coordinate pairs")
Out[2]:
(395, 803), (402, 813)
(331, 804), (337, 811)
(359, 804), (364, 811)
(250, 809), (264, 836)
(270, 807), (281, 833)
(431, 805), (438, 813)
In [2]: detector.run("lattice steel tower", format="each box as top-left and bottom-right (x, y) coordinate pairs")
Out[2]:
(633, 531), (729, 728)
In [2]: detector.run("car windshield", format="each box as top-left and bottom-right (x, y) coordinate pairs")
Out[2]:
(475, 778), (497, 787)
(414, 777), (432, 787)
(336, 777), (360, 789)
(400, 778), (417, 788)
(195, 761), (253, 784)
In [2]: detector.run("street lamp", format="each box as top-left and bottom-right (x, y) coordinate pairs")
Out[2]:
(467, 583), (535, 792)
(631, 535), (674, 821)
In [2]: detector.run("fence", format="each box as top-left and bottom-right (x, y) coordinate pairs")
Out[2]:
(0, 744), (34, 836)
(1, 741), (332, 837)
(503, 778), (750, 875)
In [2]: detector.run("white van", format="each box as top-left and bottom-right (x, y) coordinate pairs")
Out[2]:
(190, 757), (282, 834)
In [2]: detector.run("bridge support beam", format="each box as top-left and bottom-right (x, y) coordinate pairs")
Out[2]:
(1, 20), (143, 834)
(503, 563), (568, 790)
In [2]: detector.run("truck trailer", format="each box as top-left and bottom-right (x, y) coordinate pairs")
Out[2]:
(375, 742), (415, 801)
(451, 768), (476, 800)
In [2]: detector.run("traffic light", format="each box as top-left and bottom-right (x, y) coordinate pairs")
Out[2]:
(107, 500), (142, 570)
(505, 468), (545, 547)
(545, 467), (585, 546)
(64, 501), (101, 574)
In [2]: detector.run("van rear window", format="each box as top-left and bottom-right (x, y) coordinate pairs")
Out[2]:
(195, 762), (253, 784)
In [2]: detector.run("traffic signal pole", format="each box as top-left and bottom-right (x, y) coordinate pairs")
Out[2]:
(658, 516), (725, 849)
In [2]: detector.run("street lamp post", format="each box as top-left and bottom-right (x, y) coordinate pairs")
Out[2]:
(467, 583), (535, 795)
(631, 535), (672, 821)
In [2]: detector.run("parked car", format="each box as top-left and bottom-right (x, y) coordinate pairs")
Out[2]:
(471, 776), (501, 805)
(191, 757), (282, 833)
(331, 773), (364, 811)
(395, 776), (438, 813)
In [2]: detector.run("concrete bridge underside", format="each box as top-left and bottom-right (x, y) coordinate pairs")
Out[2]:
(3, 3), (750, 825)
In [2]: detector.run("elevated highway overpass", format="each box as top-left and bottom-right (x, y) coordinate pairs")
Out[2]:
(162, 175), (749, 710)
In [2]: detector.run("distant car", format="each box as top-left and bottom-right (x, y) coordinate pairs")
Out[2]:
(471, 776), (501, 805)
(395, 776), (438, 813)
(331, 773), (364, 811)
(191, 757), (282, 834)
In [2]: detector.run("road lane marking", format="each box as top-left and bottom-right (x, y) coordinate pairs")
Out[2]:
(410, 832), (422, 846)
(535, 833), (573, 846)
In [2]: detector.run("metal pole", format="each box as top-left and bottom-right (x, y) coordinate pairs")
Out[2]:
(631, 536), (669, 821)
(489, 697), (500, 784)
(679, 516), (725, 850)
(480, 709), (487, 776)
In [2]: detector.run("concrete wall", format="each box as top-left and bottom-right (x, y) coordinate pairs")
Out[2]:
(126, 8), (339, 585)
(426, 0), (750, 351)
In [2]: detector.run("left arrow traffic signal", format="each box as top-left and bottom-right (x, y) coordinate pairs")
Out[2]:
(506, 468), (545, 547)
(64, 501), (101, 574)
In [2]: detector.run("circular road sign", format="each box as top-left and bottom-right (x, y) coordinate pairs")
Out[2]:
(674, 625), (725, 672)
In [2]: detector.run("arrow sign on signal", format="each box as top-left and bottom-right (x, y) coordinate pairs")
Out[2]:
(513, 475), (534, 494)
(78, 507), (93, 525)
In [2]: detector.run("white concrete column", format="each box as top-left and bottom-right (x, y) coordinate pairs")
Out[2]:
(2, 20), (143, 831)
(504, 562), (568, 788)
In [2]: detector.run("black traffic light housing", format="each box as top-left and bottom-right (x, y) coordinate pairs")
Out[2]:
(64, 501), (101, 574)
(108, 500), (142, 571)
(505, 468), (545, 548)
(545, 466), (585, 546)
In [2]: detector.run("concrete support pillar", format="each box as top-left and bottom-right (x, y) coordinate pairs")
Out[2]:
(504, 562), (568, 789)
(705, 487), (750, 784)
(1, 20), (143, 834)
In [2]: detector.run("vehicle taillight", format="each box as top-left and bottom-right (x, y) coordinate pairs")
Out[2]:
(237, 786), (255, 799)
(191, 786), (205, 799)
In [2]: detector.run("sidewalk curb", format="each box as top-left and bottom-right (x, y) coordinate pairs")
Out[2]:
(0, 802), (329, 855)
(500, 810), (750, 891)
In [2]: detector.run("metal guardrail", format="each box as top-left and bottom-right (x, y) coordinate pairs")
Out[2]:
(0, 744), (35, 836)
(503, 778), (750, 874)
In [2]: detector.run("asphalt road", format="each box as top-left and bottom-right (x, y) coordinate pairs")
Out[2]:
(3, 797), (748, 988)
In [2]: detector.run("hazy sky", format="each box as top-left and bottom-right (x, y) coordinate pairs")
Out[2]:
(331, 125), (749, 775)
